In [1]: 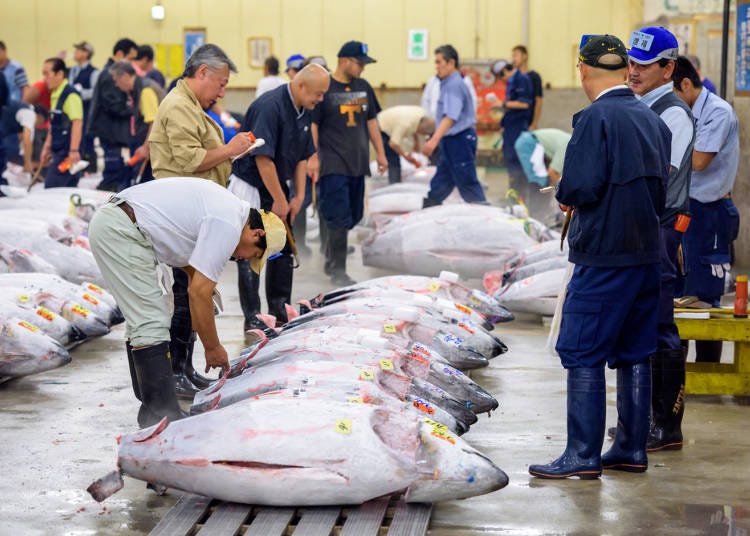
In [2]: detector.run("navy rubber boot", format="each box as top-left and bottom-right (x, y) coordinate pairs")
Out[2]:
(602, 362), (651, 472)
(529, 367), (605, 479)
(647, 348), (685, 452)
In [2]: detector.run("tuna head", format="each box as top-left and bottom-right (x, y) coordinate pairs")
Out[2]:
(466, 289), (515, 324)
(429, 330), (490, 370)
(406, 418), (509, 502)
(0, 318), (72, 377)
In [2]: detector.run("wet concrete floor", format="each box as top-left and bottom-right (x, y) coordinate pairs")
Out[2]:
(1, 172), (748, 535)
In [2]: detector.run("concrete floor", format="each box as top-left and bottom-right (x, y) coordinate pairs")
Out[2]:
(1, 172), (749, 535)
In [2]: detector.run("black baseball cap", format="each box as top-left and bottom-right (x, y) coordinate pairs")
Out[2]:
(337, 41), (376, 64)
(578, 34), (628, 70)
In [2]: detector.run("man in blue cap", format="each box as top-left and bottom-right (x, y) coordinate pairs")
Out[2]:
(285, 54), (305, 80)
(311, 40), (387, 286)
(624, 26), (696, 454)
(529, 34), (671, 479)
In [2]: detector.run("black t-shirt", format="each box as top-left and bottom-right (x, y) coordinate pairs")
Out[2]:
(232, 84), (315, 209)
(527, 70), (543, 121)
(311, 76), (381, 177)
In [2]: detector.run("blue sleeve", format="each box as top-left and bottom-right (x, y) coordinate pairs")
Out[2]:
(513, 75), (533, 105)
(243, 100), (279, 159)
(440, 82), (464, 121)
(556, 111), (608, 207)
(695, 105), (732, 154)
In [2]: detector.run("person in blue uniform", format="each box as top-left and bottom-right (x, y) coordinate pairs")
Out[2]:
(494, 60), (532, 204)
(311, 41), (387, 286)
(626, 27), (695, 453)
(529, 34), (671, 480)
(422, 44), (486, 207)
(230, 64), (330, 330)
(672, 56), (740, 362)
(69, 42), (100, 173)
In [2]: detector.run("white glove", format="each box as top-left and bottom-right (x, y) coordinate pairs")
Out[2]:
(74, 83), (84, 93)
(710, 263), (731, 278)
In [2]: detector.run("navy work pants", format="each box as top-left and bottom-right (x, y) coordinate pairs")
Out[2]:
(557, 264), (660, 369)
(98, 141), (130, 192)
(657, 223), (683, 350)
(45, 150), (80, 188)
(317, 174), (365, 230)
(381, 132), (401, 183)
(425, 128), (485, 205)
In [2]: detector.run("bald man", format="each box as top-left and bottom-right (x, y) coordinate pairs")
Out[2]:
(229, 64), (330, 333)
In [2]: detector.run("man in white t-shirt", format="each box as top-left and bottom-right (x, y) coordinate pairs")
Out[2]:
(255, 56), (286, 99)
(0, 102), (46, 176)
(88, 177), (286, 428)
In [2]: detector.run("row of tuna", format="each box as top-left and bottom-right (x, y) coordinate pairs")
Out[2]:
(90, 273), (513, 506)
(0, 187), (121, 378)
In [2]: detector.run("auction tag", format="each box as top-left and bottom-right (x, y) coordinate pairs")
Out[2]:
(17, 294), (31, 303)
(470, 296), (482, 306)
(379, 359), (394, 370)
(18, 320), (40, 333)
(71, 304), (90, 317)
(628, 30), (654, 51)
(82, 293), (99, 306)
(347, 396), (364, 404)
(458, 322), (475, 334)
(423, 418), (455, 444)
(412, 397), (435, 415)
(383, 323), (397, 333)
(428, 282), (441, 292)
(455, 303), (472, 315)
(335, 419), (352, 434)
(359, 369), (375, 381)
(36, 307), (56, 321)
(86, 283), (104, 295)
(411, 343), (432, 357)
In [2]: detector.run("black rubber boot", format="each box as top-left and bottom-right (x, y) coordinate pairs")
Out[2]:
(237, 259), (261, 330)
(422, 196), (441, 209)
(602, 363), (651, 472)
(126, 341), (142, 401)
(695, 340), (722, 363)
(131, 342), (188, 428)
(170, 334), (210, 398)
(319, 217), (328, 255)
(647, 348), (685, 452)
(265, 253), (294, 325)
(529, 368), (605, 479)
(327, 226), (356, 287)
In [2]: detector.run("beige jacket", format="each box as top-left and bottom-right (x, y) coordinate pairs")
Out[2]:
(149, 79), (231, 186)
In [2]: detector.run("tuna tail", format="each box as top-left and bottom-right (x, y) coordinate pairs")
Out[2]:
(110, 306), (125, 325)
(87, 470), (124, 502)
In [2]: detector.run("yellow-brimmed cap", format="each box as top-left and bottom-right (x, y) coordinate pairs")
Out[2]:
(250, 210), (287, 274)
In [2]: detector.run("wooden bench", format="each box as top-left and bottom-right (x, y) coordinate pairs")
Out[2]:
(149, 493), (432, 536)
(675, 316), (750, 395)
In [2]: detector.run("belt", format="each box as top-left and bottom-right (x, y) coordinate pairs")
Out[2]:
(117, 201), (136, 223)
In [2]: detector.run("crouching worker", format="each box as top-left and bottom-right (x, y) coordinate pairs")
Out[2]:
(89, 177), (286, 428)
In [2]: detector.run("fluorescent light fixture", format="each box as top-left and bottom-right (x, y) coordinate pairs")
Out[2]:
(151, 4), (165, 20)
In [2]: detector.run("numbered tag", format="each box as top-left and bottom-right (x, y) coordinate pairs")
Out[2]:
(455, 303), (472, 315)
(458, 322), (475, 335)
(86, 283), (104, 295)
(412, 397), (435, 415)
(423, 418), (455, 444)
(442, 365), (463, 377)
(379, 359), (394, 371)
(18, 320), (40, 333)
(36, 307), (56, 322)
(335, 419), (352, 434)
(383, 323), (397, 333)
(428, 282), (441, 292)
(17, 294), (31, 303)
(628, 30), (654, 51)
(408, 351), (430, 365)
(82, 293), (99, 306)
(359, 369), (375, 381)
(411, 343), (432, 357)
(470, 296), (482, 306)
(347, 396), (364, 404)
(71, 304), (90, 318)
(443, 333), (463, 348)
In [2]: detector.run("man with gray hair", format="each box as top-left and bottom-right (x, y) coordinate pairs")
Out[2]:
(149, 43), (253, 186)
(148, 43), (255, 399)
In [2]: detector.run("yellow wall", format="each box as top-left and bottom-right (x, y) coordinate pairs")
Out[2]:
(0, 0), (642, 89)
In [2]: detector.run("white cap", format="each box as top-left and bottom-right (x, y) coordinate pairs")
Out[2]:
(359, 335), (389, 349)
(438, 271), (459, 283)
(409, 294), (432, 307)
(393, 306), (419, 322)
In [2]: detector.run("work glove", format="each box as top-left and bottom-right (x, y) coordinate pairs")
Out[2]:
(710, 263), (731, 278)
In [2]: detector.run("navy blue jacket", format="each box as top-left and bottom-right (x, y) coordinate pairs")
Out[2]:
(556, 87), (671, 267)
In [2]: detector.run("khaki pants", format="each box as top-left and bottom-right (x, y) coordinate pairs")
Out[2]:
(88, 201), (173, 347)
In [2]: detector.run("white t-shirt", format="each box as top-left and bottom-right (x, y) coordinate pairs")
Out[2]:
(16, 107), (36, 140)
(118, 177), (251, 282)
(255, 76), (286, 99)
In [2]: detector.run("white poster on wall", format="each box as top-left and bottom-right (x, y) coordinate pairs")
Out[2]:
(408, 29), (428, 61)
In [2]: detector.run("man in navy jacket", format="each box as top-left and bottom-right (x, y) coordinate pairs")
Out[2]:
(529, 34), (671, 480)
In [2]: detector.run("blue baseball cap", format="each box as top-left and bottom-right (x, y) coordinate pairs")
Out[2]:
(627, 27), (679, 65)
(285, 54), (305, 72)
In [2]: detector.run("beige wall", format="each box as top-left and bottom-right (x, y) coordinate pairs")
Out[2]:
(0, 0), (643, 89)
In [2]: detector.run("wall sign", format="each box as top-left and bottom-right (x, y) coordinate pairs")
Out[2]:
(737, 0), (750, 94)
(183, 28), (206, 65)
(408, 29), (428, 61)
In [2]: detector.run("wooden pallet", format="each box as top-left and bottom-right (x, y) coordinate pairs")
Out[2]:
(149, 492), (432, 536)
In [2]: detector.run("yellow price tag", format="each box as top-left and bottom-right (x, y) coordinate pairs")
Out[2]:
(71, 304), (90, 317)
(359, 369), (375, 381)
(17, 294), (31, 303)
(383, 323), (396, 333)
(18, 320), (40, 333)
(423, 418), (455, 444)
(429, 282), (441, 292)
(347, 397), (364, 404)
(335, 419), (352, 434)
(470, 296), (482, 306)
(379, 359), (394, 371)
